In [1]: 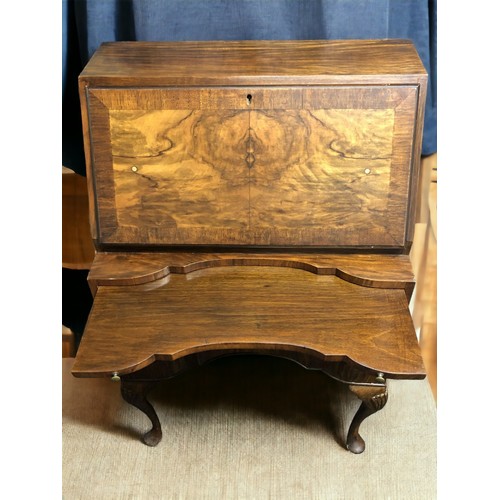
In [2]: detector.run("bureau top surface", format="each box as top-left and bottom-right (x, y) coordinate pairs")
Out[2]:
(80, 39), (426, 86)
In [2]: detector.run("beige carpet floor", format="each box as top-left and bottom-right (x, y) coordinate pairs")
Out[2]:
(63, 356), (436, 499)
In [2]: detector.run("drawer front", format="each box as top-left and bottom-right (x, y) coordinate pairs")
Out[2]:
(86, 86), (417, 248)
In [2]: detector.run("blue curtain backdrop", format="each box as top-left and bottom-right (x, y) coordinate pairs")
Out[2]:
(63, 0), (437, 176)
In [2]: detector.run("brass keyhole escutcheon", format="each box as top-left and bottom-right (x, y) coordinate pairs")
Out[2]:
(246, 94), (252, 106)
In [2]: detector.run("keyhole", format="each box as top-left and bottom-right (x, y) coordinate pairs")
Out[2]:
(246, 94), (252, 106)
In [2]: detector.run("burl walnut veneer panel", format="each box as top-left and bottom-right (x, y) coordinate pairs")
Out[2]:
(87, 86), (416, 247)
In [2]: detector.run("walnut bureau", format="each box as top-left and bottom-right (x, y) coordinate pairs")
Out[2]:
(72, 40), (428, 454)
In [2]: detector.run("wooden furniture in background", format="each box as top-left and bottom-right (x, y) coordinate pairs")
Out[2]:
(62, 167), (95, 269)
(62, 167), (95, 358)
(410, 154), (437, 401)
(62, 325), (75, 358)
(71, 40), (428, 453)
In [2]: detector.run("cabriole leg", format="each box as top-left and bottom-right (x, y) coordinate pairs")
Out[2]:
(120, 379), (162, 446)
(346, 384), (388, 454)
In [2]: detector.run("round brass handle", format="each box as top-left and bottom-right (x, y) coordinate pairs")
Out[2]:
(111, 373), (121, 382)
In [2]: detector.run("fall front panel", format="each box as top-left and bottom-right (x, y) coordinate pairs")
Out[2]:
(87, 86), (417, 247)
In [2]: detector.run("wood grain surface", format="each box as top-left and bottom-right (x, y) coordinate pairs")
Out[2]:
(109, 105), (395, 234)
(88, 85), (417, 247)
(62, 169), (95, 269)
(87, 251), (415, 299)
(80, 39), (427, 86)
(72, 266), (425, 378)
